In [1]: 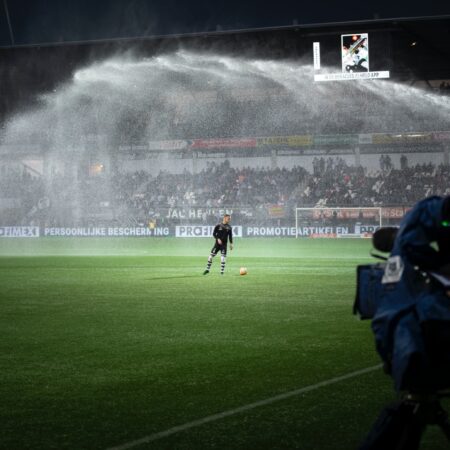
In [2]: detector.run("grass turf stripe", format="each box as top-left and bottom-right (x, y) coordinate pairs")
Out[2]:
(107, 364), (382, 450)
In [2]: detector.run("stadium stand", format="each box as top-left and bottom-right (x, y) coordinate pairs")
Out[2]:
(3, 158), (447, 227)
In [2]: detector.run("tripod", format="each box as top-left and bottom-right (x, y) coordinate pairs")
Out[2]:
(359, 391), (450, 450)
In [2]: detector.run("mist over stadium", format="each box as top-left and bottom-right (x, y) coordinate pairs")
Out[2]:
(1, 8), (449, 450)
(1, 17), (449, 237)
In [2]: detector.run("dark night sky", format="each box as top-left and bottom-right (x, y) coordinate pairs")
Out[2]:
(1, 0), (449, 46)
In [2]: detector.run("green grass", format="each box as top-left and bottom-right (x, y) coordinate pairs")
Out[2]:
(0, 238), (448, 449)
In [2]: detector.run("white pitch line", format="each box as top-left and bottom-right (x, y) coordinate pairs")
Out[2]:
(107, 364), (382, 450)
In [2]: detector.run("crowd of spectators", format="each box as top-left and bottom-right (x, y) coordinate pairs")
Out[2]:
(109, 158), (450, 225)
(113, 161), (309, 213)
(297, 158), (449, 211)
(1, 158), (449, 226)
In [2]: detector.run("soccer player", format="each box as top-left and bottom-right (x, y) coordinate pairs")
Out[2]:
(203, 214), (233, 275)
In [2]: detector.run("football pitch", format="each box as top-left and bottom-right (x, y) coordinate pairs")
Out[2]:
(0, 238), (448, 450)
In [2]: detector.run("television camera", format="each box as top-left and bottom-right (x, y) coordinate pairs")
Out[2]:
(353, 196), (450, 450)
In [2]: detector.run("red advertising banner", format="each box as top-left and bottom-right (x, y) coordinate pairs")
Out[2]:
(381, 207), (410, 218)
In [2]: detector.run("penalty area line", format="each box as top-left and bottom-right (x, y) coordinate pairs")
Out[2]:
(106, 364), (382, 450)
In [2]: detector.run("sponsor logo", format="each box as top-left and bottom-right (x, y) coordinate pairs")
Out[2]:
(245, 226), (350, 237)
(354, 225), (380, 234)
(148, 140), (188, 150)
(0, 226), (40, 238)
(43, 227), (170, 237)
(314, 71), (390, 82)
(257, 135), (312, 147)
(175, 226), (243, 238)
(372, 132), (433, 145)
(165, 208), (233, 219)
(313, 134), (358, 146)
(358, 134), (373, 144)
(190, 138), (257, 149)
(382, 255), (404, 284)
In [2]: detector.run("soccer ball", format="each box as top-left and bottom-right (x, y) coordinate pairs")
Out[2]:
(240, 267), (248, 276)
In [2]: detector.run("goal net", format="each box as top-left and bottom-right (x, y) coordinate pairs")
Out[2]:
(294, 207), (383, 238)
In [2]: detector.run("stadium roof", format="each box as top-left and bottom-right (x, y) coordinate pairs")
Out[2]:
(0, 14), (449, 50)
(1, 0), (450, 47)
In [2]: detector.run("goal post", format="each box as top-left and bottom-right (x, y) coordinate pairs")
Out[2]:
(294, 207), (383, 238)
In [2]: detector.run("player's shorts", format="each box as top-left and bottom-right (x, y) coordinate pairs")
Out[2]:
(211, 242), (227, 256)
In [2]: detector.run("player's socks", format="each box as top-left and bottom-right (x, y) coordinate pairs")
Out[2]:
(220, 255), (226, 274)
(205, 253), (214, 273)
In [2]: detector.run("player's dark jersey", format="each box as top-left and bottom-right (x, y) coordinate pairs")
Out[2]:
(213, 223), (233, 245)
